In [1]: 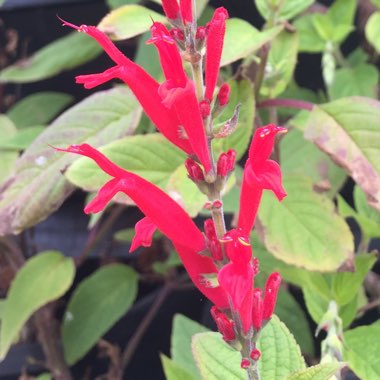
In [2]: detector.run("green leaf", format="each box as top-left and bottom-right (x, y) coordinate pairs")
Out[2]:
(304, 97), (380, 213)
(280, 128), (346, 196)
(36, 374), (52, 380)
(0, 126), (44, 150)
(256, 0), (314, 21)
(107, 0), (140, 9)
(0, 251), (75, 359)
(135, 32), (162, 79)
(6, 92), (73, 128)
(0, 33), (102, 83)
(221, 20), (283, 66)
(329, 64), (379, 100)
(0, 115), (18, 184)
(344, 323), (380, 380)
(62, 264), (138, 365)
(98, 5), (166, 40)
(260, 30), (299, 98)
(171, 314), (209, 379)
(275, 290), (315, 356)
(213, 79), (255, 160)
(66, 133), (186, 193)
(114, 227), (135, 243)
(258, 176), (354, 271)
(370, 0), (380, 7)
(355, 185), (380, 228)
(293, 14), (326, 53)
(0, 87), (142, 236)
(161, 355), (196, 380)
(286, 363), (345, 380)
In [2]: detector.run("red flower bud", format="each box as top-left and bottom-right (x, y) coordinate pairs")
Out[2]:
(217, 83), (231, 106)
(185, 158), (205, 181)
(263, 272), (281, 320)
(170, 28), (184, 41)
(241, 359), (250, 369)
(209, 238), (223, 261)
(210, 306), (235, 342)
(179, 0), (192, 24)
(196, 26), (207, 40)
(252, 257), (259, 276)
(204, 218), (217, 240)
(217, 152), (229, 177)
(212, 200), (223, 209)
(199, 100), (211, 118)
(250, 348), (261, 361)
(251, 288), (263, 330)
(226, 149), (236, 172)
(162, 0), (180, 20)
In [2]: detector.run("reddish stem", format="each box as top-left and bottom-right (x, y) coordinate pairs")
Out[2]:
(257, 98), (314, 111)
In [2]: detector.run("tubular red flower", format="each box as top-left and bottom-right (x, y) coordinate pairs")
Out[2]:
(130, 217), (157, 252)
(179, 0), (193, 24)
(62, 20), (193, 156)
(217, 83), (231, 106)
(205, 8), (229, 102)
(211, 306), (236, 341)
(251, 288), (263, 330)
(161, 0), (180, 20)
(185, 158), (205, 181)
(263, 272), (281, 320)
(238, 125), (287, 237)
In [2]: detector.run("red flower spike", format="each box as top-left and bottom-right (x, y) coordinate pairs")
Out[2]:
(217, 83), (231, 106)
(238, 125), (287, 237)
(130, 217), (157, 252)
(199, 100), (211, 118)
(210, 306), (236, 341)
(179, 0), (193, 24)
(251, 288), (263, 330)
(63, 21), (192, 156)
(205, 8), (229, 101)
(250, 348), (261, 361)
(241, 359), (250, 369)
(161, 0), (180, 20)
(185, 158), (205, 181)
(263, 272), (281, 320)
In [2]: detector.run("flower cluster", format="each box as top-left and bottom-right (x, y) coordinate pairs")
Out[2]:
(57, 2), (286, 373)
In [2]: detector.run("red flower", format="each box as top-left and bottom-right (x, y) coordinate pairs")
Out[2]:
(161, 0), (180, 20)
(56, 143), (228, 308)
(205, 8), (229, 102)
(130, 217), (157, 252)
(238, 124), (287, 237)
(179, 0), (193, 24)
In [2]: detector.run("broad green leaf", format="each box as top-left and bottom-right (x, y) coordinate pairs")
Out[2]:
(213, 79), (255, 160)
(6, 92), (73, 128)
(171, 314), (208, 379)
(221, 20), (283, 66)
(286, 363), (345, 380)
(304, 97), (380, 213)
(354, 185), (380, 230)
(275, 290), (315, 356)
(98, 5), (166, 40)
(293, 14), (326, 53)
(329, 64), (379, 100)
(255, 0), (314, 21)
(280, 128), (346, 196)
(260, 31), (299, 98)
(107, 0), (140, 9)
(0, 126), (44, 150)
(258, 176), (354, 271)
(0, 251), (75, 359)
(328, 0), (356, 26)
(0, 33), (102, 83)
(0, 115), (18, 183)
(161, 355), (196, 380)
(257, 316), (305, 379)
(0, 87), (142, 236)
(344, 323), (380, 380)
(135, 32), (162, 79)
(62, 264), (138, 365)
(192, 332), (246, 380)
(66, 133), (186, 192)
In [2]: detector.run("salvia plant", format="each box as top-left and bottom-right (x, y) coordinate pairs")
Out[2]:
(0, 0), (379, 380)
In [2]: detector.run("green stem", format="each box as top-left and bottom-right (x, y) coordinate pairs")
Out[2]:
(254, 44), (270, 99)
(191, 59), (204, 101)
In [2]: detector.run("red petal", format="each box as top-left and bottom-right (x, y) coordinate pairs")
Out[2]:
(75, 66), (122, 89)
(179, 0), (193, 23)
(161, 0), (179, 19)
(130, 217), (158, 252)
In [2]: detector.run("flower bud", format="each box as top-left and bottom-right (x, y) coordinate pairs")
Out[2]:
(252, 257), (259, 276)
(226, 149), (236, 172)
(250, 348), (261, 361)
(196, 26), (207, 40)
(252, 288), (263, 331)
(170, 28), (184, 41)
(162, 0), (180, 20)
(179, 0), (192, 24)
(218, 83), (231, 106)
(212, 200), (223, 209)
(240, 359), (250, 369)
(263, 272), (281, 320)
(185, 158), (205, 181)
(210, 238), (223, 261)
(199, 100), (211, 118)
(204, 219), (217, 240)
(210, 306), (235, 342)
(217, 153), (228, 177)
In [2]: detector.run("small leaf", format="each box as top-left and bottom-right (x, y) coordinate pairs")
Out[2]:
(293, 14), (326, 53)
(258, 176), (354, 271)
(344, 323), (380, 380)
(62, 264), (138, 365)
(304, 97), (380, 213)
(366, 12), (380, 53)
(6, 92), (73, 128)
(66, 133), (186, 192)
(161, 355), (196, 380)
(221, 20), (283, 66)
(171, 314), (209, 379)
(286, 363), (345, 380)
(256, 0), (314, 21)
(98, 5), (166, 40)
(329, 64), (379, 100)
(0, 251), (75, 359)
(0, 33), (102, 83)
(0, 87), (142, 236)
